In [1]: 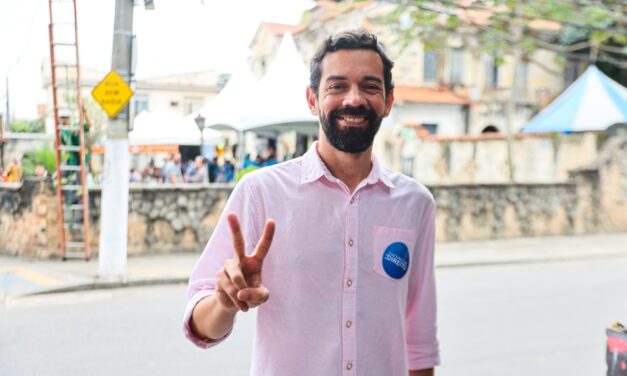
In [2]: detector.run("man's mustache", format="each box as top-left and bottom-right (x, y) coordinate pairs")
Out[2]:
(330, 106), (376, 118)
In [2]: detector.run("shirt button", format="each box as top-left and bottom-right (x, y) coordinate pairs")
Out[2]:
(346, 279), (352, 287)
(349, 197), (355, 204)
(346, 320), (352, 328)
(348, 239), (354, 247)
(346, 362), (353, 370)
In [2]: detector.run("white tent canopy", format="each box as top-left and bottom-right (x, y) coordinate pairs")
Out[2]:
(201, 32), (318, 135)
(244, 31), (318, 135)
(198, 60), (263, 132)
(130, 109), (223, 145)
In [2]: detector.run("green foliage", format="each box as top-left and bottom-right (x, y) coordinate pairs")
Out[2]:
(386, 0), (626, 70)
(22, 144), (57, 176)
(9, 119), (45, 133)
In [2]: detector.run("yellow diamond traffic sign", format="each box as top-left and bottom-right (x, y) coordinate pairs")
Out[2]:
(91, 70), (134, 118)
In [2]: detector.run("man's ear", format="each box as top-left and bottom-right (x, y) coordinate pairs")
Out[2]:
(306, 86), (318, 116)
(383, 90), (394, 117)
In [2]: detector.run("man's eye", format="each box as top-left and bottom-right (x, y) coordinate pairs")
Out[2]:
(329, 84), (344, 91)
(364, 85), (381, 91)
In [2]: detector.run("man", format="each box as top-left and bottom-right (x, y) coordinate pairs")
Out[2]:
(186, 156), (209, 183)
(161, 152), (183, 183)
(183, 29), (439, 375)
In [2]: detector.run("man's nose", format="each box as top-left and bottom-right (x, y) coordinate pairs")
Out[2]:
(342, 85), (367, 108)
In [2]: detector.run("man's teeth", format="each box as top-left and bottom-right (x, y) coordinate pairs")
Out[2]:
(343, 117), (365, 123)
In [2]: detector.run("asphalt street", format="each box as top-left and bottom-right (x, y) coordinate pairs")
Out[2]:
(2, 255), (626, 375)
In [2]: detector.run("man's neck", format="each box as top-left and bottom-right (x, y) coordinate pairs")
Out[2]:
(317, 139), (373, 193)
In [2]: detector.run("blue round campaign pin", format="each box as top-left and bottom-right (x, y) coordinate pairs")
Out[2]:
(382, 242), (409, 279)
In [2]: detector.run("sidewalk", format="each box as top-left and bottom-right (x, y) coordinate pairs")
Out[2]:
(1, 232), (626, 301)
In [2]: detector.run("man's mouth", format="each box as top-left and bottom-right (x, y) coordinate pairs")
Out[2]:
(336, 115), (368, 127)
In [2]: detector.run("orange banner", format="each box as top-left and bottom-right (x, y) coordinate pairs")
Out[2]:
(91, 144), (180, 154)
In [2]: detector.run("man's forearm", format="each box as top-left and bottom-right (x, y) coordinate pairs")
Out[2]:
(190, 295), (237, 340)
(410, 368), (434, 376)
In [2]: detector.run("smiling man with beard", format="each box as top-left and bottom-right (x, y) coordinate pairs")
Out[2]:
(183, 29), (440, 376)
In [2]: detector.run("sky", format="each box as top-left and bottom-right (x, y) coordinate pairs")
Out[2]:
(0, 0), (314, 120)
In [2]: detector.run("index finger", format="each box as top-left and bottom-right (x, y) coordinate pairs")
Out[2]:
(226, 212), (246, 259)
(252, 219), (275, 261)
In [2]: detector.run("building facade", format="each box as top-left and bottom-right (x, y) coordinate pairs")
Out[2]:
(248, 1), (567, 138)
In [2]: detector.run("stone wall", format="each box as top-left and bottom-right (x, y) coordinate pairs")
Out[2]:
(0, 182), (232, 258)
(0, 179), (56, 258)
(1, 136), (625, 258)
(117, 184), (232, 254)
(432, 182), (579, 242)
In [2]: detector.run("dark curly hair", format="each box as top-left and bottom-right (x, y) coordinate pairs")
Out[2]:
(309, 28), (395, 97)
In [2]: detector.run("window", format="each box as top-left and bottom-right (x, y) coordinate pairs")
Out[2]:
(183, 97), (204, 115)
(400, 156), (415, 177)
(423, 50), (439, 82)
(564, 62), (580, 86)
(134, 94), (149, 116)
(485, 56), (500, 87)
(450, 48), (464, 84)
(423, 123), (438, 135)
(481, 125), (500, 134)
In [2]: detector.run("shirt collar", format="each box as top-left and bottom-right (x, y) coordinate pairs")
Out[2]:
(300, 141), (396, 189)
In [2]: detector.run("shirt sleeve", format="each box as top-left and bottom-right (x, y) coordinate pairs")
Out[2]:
(405, 197), (440, 370)
(182, 176), (262, 348)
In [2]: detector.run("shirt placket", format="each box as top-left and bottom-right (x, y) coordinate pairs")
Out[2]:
(342, 192), (359, 375)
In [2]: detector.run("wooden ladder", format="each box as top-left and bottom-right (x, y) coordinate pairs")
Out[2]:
(48, 0), (91, 260)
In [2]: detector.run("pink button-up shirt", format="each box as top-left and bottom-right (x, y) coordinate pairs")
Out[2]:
(183, 142), (439, 375)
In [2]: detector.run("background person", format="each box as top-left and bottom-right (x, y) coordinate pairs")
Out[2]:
(186, 156), (209, 183)
(2, 158), (22, 182)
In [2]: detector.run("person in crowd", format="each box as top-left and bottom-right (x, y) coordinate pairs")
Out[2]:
(34, 164), (48, 178)
(2, 158), (22, 182)
(174, 153), (185, 182)
(161, 152), (183, 183)
(208, 157), (219, 183)
(243, 154), (258, 169)
(261, 145), (278, 167)
(186, 156), (209, 183)
(183, 29), (439, 376)
(129, 168), (142, 183)
(223, 159), (235, 182)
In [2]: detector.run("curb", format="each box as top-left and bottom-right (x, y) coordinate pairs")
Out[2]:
(4, 250), (627, 299)
(7, 277), (189, 300)
(436, 251), (627, 269)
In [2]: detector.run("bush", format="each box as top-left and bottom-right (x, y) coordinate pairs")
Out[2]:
(9, 119), (45, 133)
(22, 144), (57, 176)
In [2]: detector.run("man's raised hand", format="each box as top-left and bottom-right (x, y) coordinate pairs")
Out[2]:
(215, 212), (275, 313)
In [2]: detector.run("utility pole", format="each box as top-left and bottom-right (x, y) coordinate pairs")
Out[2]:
(98, 0), (133, 279)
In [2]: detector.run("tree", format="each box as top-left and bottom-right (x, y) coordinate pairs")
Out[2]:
(386, 0), (626, 180)
(388, 0), (626, 74)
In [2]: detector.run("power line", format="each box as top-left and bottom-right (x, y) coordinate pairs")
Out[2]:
(3, 0), (46, 76)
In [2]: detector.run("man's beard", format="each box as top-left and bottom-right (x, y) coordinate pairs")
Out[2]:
(320, 106), (383, 154)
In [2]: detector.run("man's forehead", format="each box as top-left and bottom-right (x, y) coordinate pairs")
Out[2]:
(320, 49), (384, 80)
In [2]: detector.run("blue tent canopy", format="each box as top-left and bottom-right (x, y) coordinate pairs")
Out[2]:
(522, 65), (627, 133)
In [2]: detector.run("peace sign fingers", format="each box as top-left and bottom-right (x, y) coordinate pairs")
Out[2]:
(227, 212), (246, 260)
(252, 219), (275, 261)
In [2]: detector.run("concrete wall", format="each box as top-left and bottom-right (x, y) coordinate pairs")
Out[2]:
(387, 131), (600, 184)
(391, 102), (467, 136)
